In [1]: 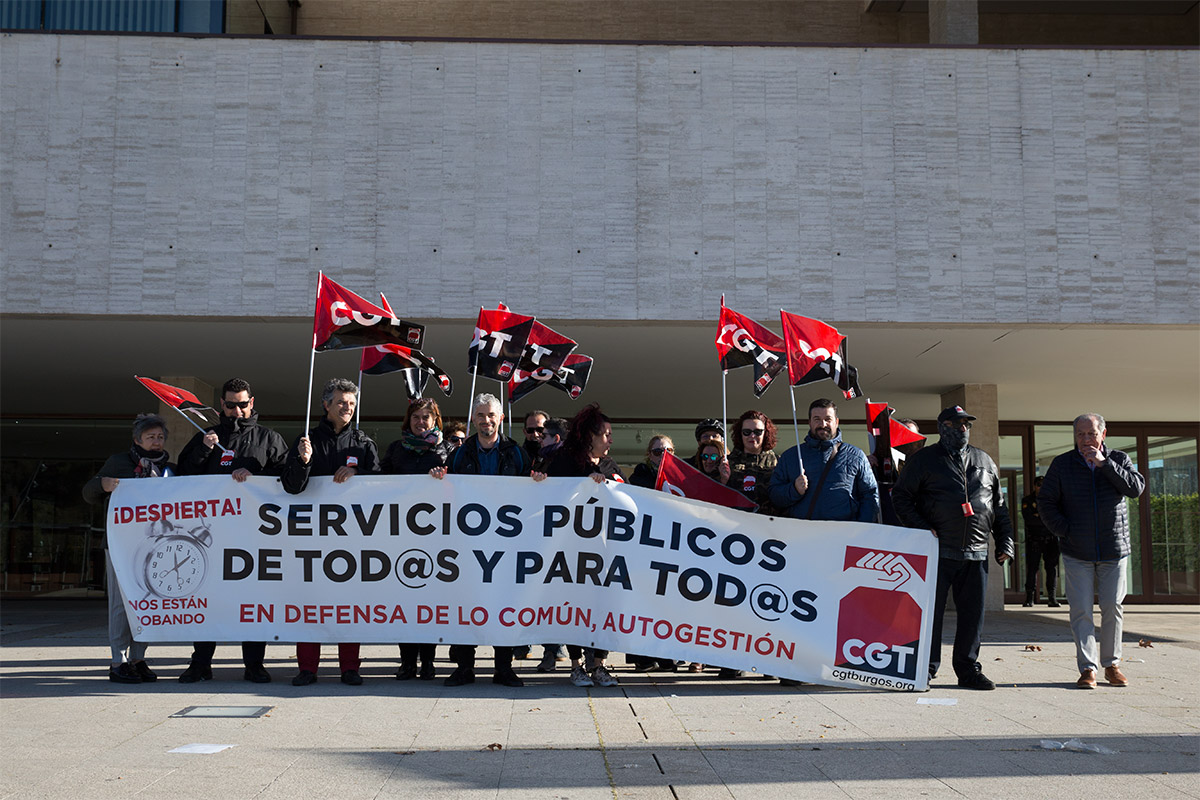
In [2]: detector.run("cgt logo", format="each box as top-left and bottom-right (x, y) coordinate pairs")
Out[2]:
(834, 546), (928, 681)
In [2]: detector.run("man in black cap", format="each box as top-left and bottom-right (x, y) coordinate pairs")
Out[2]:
(892, 406), (1014, 690)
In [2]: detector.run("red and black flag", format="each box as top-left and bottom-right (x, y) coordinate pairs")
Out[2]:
(359, 344), (453, 396)
(715, 298), (788, 397)
(519, 321), (577, 378)
(865, 400), (926, 487)
(655, 451), (758, 512)
(134, 376), (221, 428)
(779, 310), (863, 399)
(469, 304), (535, 382)
(312, 274), (425, 352)
(508, 352), (593, 403)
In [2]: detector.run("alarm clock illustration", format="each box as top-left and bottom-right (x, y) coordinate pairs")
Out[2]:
(134, 518), (214, 599)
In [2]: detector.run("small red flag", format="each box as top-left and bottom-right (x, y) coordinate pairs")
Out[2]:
(655, 452), (758, 511)
(311, 274), (425, 352)
(134, 376), (220, 427)
(715, 298), (787, 397)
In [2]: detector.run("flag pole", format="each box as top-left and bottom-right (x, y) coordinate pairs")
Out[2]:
(721, 368), (728, 444)
(788, 385), (802, 451)
(502, 380), (510, 439)
(168, 407), (211, 437)
(304, 271), (322, 429)
(355, 369), (363, 429)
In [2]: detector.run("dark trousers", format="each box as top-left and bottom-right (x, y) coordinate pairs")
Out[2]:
(566, 646), (609, 663)
(450, 644), (513, 670)
(399, 642), (437, 666)
(190, 641), (266, 669)
(1024, 538), (1060, 596)
(930, 557), (988, 681)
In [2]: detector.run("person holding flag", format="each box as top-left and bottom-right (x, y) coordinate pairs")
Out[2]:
(283, 378), (380, 687)
(768, 399), (880, 524)
(176, 378), (287, 684)
(383, 397), (450, 682)
(431, 392), (536, 688)
(83, 413), (176, 684)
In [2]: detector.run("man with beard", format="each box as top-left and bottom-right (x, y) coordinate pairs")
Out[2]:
(768, 399), (879, 523)
(523, 409), (549, 462)
(892, 406), (1014, 690)
(176, 378), (287, 683)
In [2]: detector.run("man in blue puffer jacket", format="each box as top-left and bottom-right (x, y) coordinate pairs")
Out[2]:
(768, 398), (880, 523)
(1039, 413), (1145, 690)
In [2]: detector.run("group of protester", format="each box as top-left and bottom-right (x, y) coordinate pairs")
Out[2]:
(85, 376), (1144, 693)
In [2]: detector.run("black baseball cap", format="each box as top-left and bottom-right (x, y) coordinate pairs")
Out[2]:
(937, 405), (977, 424)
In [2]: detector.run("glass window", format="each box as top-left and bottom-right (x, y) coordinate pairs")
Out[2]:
(1147, 436), (1199, 596)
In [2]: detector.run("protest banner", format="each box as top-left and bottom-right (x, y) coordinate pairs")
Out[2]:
(107, 475), (937, 691)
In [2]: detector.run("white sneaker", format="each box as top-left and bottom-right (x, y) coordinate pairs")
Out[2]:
(591, 664), (618, 687)
(570, 665), (594, 687)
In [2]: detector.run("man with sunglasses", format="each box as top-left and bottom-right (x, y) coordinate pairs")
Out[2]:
(176, 377), (288, 683)
(523, 410), (549, 461)
(892, 406), (1014, 690)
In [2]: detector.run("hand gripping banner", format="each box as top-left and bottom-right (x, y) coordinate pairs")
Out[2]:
(106, 475), (938, 691)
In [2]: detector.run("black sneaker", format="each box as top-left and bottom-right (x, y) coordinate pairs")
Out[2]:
(958, 672), (996, 690)
(443, 667), (475, 687)
(395, 663), (417, 681)
(243, 665), (271, 683)
(717, 668), (744, 679)
(340, 670), (363, 686)
(178, 663), (212, 683)
(133, 661), (157, 682)
(109, 663), (141, 684)
(418, 662), (437, 681)
(291, 670), (317, 686)
(492, 667), (524, 687)
(1047, 598), (1062, 608)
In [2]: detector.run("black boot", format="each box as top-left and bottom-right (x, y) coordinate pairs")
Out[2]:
(1047, 581), (1061, 607)
(1022, 591), (1034, 607)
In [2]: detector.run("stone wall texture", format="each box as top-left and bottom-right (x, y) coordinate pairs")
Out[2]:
(2, 34), (1197, 324)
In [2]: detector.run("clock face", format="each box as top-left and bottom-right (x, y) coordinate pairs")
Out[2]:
(144, 537), (207, 598)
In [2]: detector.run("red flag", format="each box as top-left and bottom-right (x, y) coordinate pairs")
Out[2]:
(359, 344), (453, 396)
(469, 305), (535, 382)
(779, 310), (863, 399)
(509, 352), (593, 403)
(715, 298), (787, 397)
(519, 321), (577, 376)
(865, 399), (927, 487)
(134, 376), (220, 427)
(655, 452), (758, 511)
(311, 274), (425, 352)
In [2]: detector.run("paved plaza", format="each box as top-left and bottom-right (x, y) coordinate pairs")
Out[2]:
(1, 600), (1196, 799)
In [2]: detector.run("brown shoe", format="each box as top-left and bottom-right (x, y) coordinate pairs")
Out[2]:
(1104, 665), (1128, 686)
(1076, 669), (1097, 689)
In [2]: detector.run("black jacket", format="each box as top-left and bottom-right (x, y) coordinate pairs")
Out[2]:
(448, 434), (530, 476)
(629, 462), (658, 489)
(892, 441), (1014, 562)
(382, 439), (449, 475)
(83, 448), (176, 547)
(281, 418), (380, 494)
(177, 413), (288, 477)
(1038, 446), (1145, 562)
(546, 450), (626, 482)
(1020, 492), (1055, 547)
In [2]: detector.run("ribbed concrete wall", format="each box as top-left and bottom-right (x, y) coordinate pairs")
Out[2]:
(2, 34), (1196, 324)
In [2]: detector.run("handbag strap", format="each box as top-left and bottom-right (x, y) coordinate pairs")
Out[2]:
(805, 443), (841, 520)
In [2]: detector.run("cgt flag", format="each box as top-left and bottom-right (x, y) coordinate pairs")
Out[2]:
(359, 344), (453, 396)
(469, 305), (535, 382)
(519, 321), (578, 378)
(134, 376), (221, 428)
(312, 274), (425, 352)
(655, 451), (758, 511)
(509, 352), (594, 403)
(865, 400), (926, 488)
(715, 299), (788, 397)
(779, 310), (863, 399)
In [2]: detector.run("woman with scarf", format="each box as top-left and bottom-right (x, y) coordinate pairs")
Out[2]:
(727, 409), (778, 513)
(546, 404), (625, 688)
(83, 413), (176, 684)
(383, 397), (449, 680)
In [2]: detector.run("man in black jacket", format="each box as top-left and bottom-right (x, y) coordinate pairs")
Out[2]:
(283, 378), (380, 686)
(892, 406), (1014, 690)
(1039, 413), (1145, 689)
(1021, 476), (1060, 607)
(431, 392), (535, 687)
(176, 378), (287, 684)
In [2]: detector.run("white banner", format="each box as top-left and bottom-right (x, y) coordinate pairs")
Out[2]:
(107, 474), (938, 691)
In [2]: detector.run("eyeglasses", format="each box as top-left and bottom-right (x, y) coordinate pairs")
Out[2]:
(944, 420), (972, 431)
(525, 427), (544, 435)
(448, 435), (466, 444)
(224, 400), (251, 410)
(650, 446), (674, 456)
(701, 453), (721, 462)
(741, 429), (765, 437)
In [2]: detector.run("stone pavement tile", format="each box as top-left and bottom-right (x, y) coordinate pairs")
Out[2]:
(3, 765), (179, 800)
(797, 748), (954, 799)
(252, 763), (397, 799)
(495, 747), (615, 796)
(695, 747), (847, 799)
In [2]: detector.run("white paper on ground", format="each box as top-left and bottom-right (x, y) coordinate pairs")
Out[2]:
(169, 743), (237, 754)
(917, 698), (958, 705)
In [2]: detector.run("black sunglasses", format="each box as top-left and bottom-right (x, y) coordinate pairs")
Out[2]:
(224, 400), (251, 410)
(650, 446), (674, 456)
(525, 427), (544, 435)
(741, 429), (764, 437)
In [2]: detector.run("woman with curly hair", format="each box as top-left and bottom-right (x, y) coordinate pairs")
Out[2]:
(728, 409), (779, 512)
(546, 404), (625, 688)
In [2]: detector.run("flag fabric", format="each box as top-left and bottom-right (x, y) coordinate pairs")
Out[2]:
(655, 451), (758, 511)
(402, 368), (430, 400)
(359, 344), (453, 396)
(715, 299), (788, 397)
(865, 400), (927, 487)
(519, 321), (578, 377)
(312, 274), (425, 352)
(469, 305), (535, 382)
(509, 352), (593, 403)
(134, 376), (220, 427)
(779, 310), (863, 399)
